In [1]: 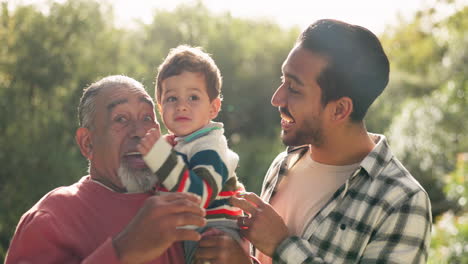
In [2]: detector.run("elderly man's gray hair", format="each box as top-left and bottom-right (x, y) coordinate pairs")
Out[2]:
(77, 75), (148, 129)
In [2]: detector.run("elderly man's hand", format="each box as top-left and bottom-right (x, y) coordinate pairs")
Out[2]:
(113, 192), (206, 264)
(230, 192), (289, 257)
(194, 228), (252, 264)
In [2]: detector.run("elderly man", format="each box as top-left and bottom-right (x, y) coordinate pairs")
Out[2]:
(6, 75), (206, 263)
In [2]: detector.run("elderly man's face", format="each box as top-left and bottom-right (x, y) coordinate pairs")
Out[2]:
(88, 85), (159, 192)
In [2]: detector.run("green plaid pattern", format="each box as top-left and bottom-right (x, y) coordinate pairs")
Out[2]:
(261, 134), (432, 264)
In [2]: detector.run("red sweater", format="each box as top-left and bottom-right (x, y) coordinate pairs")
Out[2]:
(5, 176), (184, 264)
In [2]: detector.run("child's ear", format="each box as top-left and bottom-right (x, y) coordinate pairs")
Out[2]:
(210, 97), (222, 119)
(76, 127), (93, 160)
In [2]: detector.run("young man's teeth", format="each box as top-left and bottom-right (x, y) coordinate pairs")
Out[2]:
(282, 117), (294, 123)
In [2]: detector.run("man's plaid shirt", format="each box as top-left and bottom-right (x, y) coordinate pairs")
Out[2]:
(260, 134), (432, 263)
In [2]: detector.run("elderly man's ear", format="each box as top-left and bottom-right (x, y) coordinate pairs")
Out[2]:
(76, 128), (93, 160)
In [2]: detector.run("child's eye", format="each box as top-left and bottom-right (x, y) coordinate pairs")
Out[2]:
(188, 95), (200, 101)
(166, 96), (177, 103)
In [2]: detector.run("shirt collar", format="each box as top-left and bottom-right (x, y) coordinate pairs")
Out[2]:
(284, 134), (393, 179)
(175, 121), (223, 143)
(359, 134), (394, 179)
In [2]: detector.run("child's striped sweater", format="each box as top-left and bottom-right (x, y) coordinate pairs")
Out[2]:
(143, 122), (243, 221)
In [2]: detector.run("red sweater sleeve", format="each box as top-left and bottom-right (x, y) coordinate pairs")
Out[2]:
(5, 210), (121, 264)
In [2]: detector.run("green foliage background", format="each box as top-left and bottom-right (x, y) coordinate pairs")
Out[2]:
(0, 0), (466, 262)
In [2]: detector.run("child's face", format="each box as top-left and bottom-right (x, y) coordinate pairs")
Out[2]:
(159, 71), (220, 137)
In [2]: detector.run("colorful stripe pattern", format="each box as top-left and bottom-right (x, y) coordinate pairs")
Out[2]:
(144, 123), (243, 220)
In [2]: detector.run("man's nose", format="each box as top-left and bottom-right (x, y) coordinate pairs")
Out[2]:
(271, 83), (286, 107)
(130, 120), (150, 139)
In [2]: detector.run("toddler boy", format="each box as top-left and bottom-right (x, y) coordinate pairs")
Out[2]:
(137, 45), (245, 263)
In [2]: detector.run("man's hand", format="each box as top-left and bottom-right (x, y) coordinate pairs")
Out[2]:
(230, 192), (289, 257)
(113, 192), (206, 264)
(194, 228), (252, 264)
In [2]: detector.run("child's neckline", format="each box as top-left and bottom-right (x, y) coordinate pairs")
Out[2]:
(178, 125), (222, 143)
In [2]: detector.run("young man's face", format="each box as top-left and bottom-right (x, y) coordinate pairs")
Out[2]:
(159, 71), (220, 137)
(271, 45), (330, 147)
(89, 85), (159, 189)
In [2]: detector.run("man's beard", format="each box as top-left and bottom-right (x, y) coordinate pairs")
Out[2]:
(118, 162), (159, 193)
(281, 116), (324, 147)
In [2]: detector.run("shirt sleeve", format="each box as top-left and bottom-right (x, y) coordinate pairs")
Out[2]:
(273, 236), (326, 264)
(143, 136), (232, 209)
(5, 210), (121, 264)
(272, 190), (432, 264)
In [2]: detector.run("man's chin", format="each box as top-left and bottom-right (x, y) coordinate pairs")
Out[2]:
(281, 138), (299, 147)
(118, 164), (158, 193)
(281, 131), (298, 146)
(281, 131), (309, 147)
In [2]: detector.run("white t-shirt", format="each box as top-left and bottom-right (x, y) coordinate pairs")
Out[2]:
(257, 154), (360, 264)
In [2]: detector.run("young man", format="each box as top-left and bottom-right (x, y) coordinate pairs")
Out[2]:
(229, 19), (432, 263)
(6, 76), (206, 264)
(137, 45), (246, 263)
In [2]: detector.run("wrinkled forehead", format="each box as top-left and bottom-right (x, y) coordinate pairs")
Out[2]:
(98, 84), (154, 109)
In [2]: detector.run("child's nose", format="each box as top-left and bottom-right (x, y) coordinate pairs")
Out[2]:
(176, 100), (188, 111)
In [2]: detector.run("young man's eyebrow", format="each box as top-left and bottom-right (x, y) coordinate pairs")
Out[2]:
(281, 61), (304, 86)
(284, 72), (304, 86)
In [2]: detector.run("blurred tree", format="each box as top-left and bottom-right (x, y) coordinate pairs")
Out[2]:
(429, 153), (468, 263)
(367, 5), (444, 133)
(0, 0), (139, 258)
(368, 1), (467, 217)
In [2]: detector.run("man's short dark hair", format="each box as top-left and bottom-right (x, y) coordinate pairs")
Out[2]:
(298, 19), (390, 121)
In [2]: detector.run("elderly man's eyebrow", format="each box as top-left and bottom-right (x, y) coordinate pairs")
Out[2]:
(107, 98), (128, 111)
(107, 96), (154, 112)
(139, 96), (154, 107)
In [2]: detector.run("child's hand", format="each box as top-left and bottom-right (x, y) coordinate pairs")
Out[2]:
(164, 134), (177, 146)
(137, 128), (161, 156)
